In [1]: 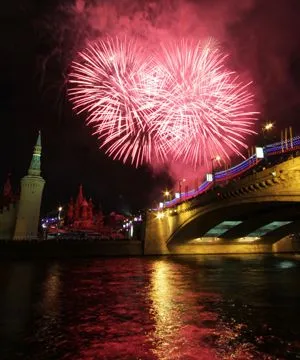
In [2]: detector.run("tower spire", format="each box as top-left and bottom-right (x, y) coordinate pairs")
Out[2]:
(28, 131), (42, 176)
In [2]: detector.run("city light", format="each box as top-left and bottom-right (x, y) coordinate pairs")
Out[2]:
(263, 122), (274, 131)
(156, 212), (165, 219)
(58, 206), (63, 222)
(158, 134), (300, 209)
(255, 147), (264, 159)
(206, 174), (213, 182)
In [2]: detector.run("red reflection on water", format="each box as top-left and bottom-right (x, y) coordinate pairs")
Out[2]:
(58, 258), (156, 359)
(148, 260), (219, 359)
(41, 258), (283, 360)
(1, 257), (297, 359)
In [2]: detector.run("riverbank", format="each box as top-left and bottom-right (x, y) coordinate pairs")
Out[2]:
(0, 235), (299, 259)
(0, 239), (144, 259)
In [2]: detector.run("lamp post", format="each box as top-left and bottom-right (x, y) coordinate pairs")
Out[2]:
(263, 122), (274, 133)
(58, 206), (62, 230)
(262, 122), (274, 146)
(211, 156), (221, 187)
(164, 190), (171, 202)
(261, 122), (275, 163)
(178, 179), (186, 199)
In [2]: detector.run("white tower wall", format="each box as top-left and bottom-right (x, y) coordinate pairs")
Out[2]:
(13, 132), (45, 240)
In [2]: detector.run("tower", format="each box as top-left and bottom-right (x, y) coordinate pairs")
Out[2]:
(13, 132), (45, 240)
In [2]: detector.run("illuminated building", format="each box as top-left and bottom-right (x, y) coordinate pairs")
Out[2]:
(65, 184), (104, 232)
(13, 132), (45, 239)
(0, 132), (45, 240)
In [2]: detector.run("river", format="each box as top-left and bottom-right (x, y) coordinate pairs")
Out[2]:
(0, 255), (299, 359)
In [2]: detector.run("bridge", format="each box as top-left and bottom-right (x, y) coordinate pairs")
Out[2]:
(144, 137), (300, 255)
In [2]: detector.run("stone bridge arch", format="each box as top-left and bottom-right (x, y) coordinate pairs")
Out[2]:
(144, 157), (300, 255)
(168, 199), (300, 246)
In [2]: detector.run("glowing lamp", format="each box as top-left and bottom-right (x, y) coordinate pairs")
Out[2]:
(206, 174), (213, 182)
(264, 122), (273, 131)
(255, 147), (264, 159)
(156, 212), (165, 219)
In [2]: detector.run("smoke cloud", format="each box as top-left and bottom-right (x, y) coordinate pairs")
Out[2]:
(46, 0), (300, 189)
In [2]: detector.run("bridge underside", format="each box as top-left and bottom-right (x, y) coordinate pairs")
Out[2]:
(168, 202), (300, 249)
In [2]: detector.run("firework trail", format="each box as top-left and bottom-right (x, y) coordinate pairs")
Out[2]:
(69, 37), (258, 168)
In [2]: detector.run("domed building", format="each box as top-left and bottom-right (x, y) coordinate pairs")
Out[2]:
(65, 185), (105, 233)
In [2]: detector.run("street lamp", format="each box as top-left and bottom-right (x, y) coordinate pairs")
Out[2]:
(57, 206), (63, 231)
(163, 190), (171, 202)
(262, 122), (275, 148)
(178, 179), (186, 199)
(58, 206), (62, 220)
(263, 122), (274, 132)
(211, 156), (221, 187)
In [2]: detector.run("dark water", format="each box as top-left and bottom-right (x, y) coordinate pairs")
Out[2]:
(0, 255), (300, 360)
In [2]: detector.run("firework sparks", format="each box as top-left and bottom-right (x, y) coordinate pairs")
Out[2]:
(69, 37), (258, 168)
(68, 37), (166, 166)
(153, 40), (257, 167)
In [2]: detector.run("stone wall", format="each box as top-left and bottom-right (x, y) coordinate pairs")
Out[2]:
(0, 240), (143, 258)
(169, 242), (272, 255)
(0, 204), (17, 240)
(272, 235), (300, 253)
(13, 175), (45, 240)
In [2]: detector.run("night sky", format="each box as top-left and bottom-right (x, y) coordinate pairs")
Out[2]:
(1, 0), (300, 216)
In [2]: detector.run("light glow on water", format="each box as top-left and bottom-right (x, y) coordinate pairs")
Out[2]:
(0, 256), (300, 359)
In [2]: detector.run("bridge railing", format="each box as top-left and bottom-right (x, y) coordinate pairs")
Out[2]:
(162, 135), (300, 208)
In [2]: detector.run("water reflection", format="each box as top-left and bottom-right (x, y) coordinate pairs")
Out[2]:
(0, 256), (299, 359)
(34, 263), (62, 357)
(0, 263), (35, 336)
(150, 260), (226, 359)
(42, 263), (61, 315)
(150, 261), (186, 359)
(150, 261), (177, 330)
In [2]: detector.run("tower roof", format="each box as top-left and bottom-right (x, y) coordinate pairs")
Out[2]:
(81, 198), (88, 207)
(36, 130), (41, 147)
(28, 131), (42, 176)
(76, 184), (84, 206)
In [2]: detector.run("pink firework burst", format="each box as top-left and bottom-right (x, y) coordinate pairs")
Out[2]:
(69, 37), (258, 168)
(68, 37), (166, 166)
(153, 39), (258, 167)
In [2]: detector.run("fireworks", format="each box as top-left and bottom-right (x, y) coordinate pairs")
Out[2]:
(68, 37), (162, 166)
(69, 37), (258, 168)
(154, 40), (257, 165)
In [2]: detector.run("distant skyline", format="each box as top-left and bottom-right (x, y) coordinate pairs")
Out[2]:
(1, 0), (300, 214)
